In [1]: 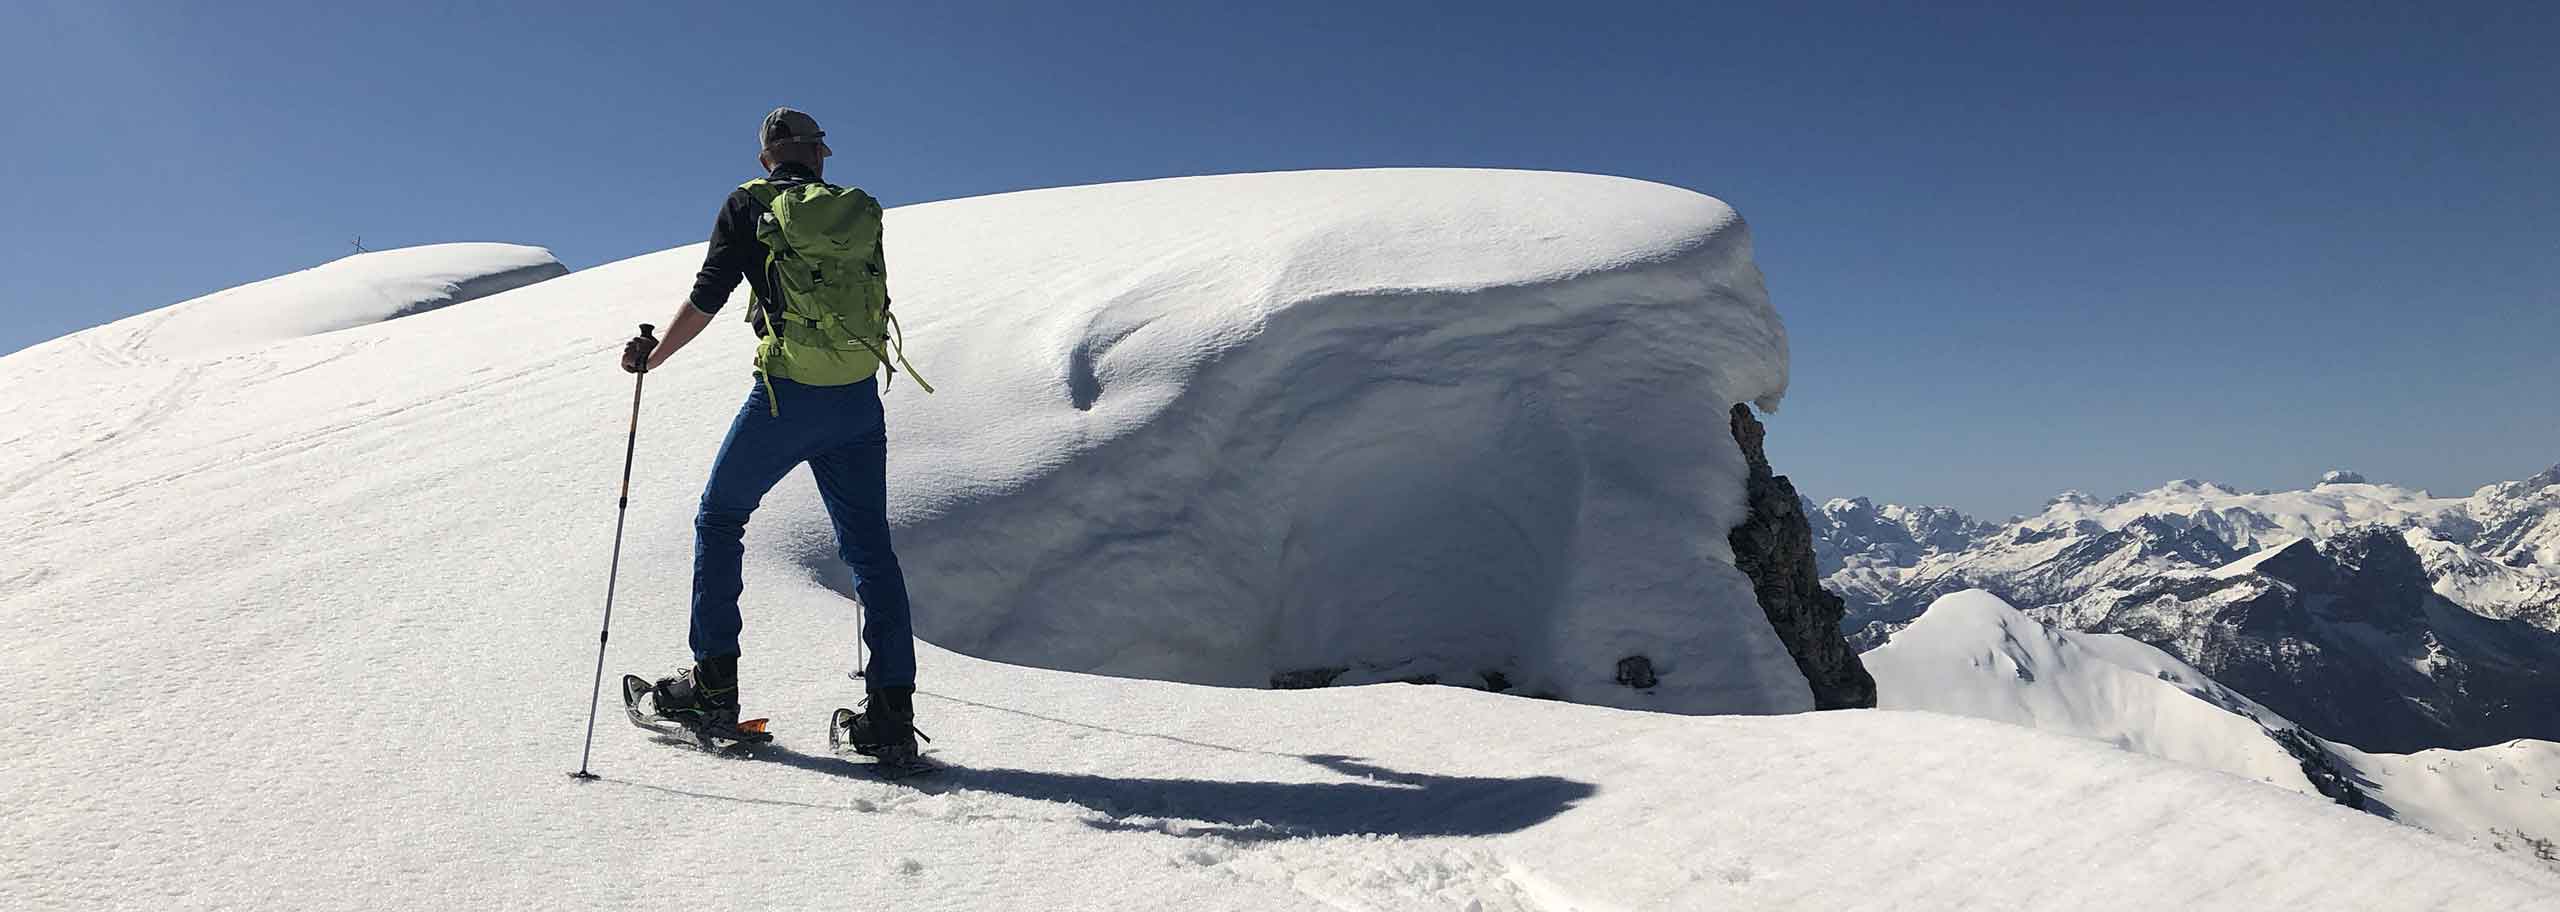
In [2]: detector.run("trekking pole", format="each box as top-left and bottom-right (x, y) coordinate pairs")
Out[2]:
(572, 323), (654, 782)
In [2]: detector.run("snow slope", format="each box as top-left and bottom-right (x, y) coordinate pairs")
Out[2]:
(19, 242), (566, 363)
(1867, 591), (2317, 792)
(1869, 591), (2560, 868)
(0, 243), (565, 504)
(6, 170), (2555, 909)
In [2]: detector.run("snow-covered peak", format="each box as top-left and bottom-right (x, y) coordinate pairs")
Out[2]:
(2405, 528), (2560, 629)
(1868, 591), (2317, 791)
(2022, 476), (2461, 551)
(1807, 495), (1997, 575)
(2320, 469), (2369, 486)
(1870, 591), (2560, 869)
(1821, 495), (1876, 514)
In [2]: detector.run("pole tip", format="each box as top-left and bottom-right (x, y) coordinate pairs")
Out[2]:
(569, 770), (600, 782)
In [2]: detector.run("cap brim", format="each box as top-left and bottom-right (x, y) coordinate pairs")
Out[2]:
(764, 138), (832, 158)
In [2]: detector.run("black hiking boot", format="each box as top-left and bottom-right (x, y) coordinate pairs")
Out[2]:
(834, 687), (926, 766)
(650, 655), (742, 734)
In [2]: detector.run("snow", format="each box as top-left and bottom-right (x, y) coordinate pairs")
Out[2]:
(1828, 470), (2560, 643)
(1870, 590), (2560, 869)
(1867, 591), (2318, 791)
(849, 169), (1804, 712)
(2029, 478), (2467, 550)
(7, 169), (2557, 909)
(17, 242), (565, 364)
(2406, 529), (2560, 628)
(2209, 540), (2300, 579)
(0, 243), (565, 504)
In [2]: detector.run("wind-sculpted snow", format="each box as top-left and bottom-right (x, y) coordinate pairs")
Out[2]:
(847, 169), (1808, 712)
(15, 242), (566, 364)
(7, 170), (2555, 908)
(1871, 591), (2560, 870)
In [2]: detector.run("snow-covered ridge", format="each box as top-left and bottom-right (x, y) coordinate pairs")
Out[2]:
(1818, 468), (2560, 632)
(8, 170), (2556, 908)
(1869, 591), (2560, 869)
(25, 242), (566, 364)
(1816, 470), (2560, 752)
(0, 242), (566, 505)
(2025, 475), (2469, 551)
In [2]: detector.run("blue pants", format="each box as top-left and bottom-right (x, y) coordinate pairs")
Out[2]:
(691, 375), (916, 689)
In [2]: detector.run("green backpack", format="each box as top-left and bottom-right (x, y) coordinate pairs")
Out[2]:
(742, 177), (930, 409)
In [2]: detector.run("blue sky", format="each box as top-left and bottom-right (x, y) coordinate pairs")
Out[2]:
(7, 1), (2553, 516)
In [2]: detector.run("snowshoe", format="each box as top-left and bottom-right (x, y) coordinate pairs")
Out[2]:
(829, 691), (934, 777)
(623, 671), (772, 752)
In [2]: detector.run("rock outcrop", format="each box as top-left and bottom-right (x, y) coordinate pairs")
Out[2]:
(1728, 404), (1878, 709)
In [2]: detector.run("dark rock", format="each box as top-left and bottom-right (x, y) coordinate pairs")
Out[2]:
(2322, 524), (2434, 617)
(1728, 404), (1880, 709)
(1615, 655), (1658, 690)
(2243, 538), (2333, 591)
(2271, 727), (2372, 811)
(2076, 526), (2560, 751)
(1270, 667), (1347, 690)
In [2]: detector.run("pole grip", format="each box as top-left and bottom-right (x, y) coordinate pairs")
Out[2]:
(639, 323), (656, 340)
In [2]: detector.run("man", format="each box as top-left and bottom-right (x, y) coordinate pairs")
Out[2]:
(618, 106), (922, 764)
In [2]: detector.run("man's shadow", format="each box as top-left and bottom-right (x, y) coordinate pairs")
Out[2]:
(623, 693), (1596, 841)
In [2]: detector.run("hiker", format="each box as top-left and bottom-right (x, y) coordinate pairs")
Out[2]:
(617, 106), (927, 766)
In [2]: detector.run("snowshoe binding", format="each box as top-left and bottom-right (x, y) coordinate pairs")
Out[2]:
(829, 688), (933, 776)
(623, 657), (771, 752)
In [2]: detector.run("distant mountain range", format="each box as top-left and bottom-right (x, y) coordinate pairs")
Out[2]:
(1813, 466), (2560, 752)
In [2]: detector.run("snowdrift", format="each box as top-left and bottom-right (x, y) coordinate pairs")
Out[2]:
(861, 169), (1804, 711)
(6, 170), (2554, 908)
(1869, 590), (2560, 865)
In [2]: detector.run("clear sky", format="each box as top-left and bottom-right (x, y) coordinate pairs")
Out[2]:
(8, 1), (2554, 517)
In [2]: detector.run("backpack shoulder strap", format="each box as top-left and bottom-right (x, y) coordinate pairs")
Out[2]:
(738, 178), (782, 211)
(739, 175), (831, 210)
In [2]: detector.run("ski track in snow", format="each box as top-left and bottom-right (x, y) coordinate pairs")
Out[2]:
(7, 172), (2559, 910)
(0, 362), (201, 503)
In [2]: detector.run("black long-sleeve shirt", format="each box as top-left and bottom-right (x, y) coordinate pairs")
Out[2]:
(684, 162), (824, 326)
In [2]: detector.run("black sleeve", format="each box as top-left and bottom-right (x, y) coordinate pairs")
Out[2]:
(685, 190), (762, 315)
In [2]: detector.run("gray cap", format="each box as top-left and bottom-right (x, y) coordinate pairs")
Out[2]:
(760, 107), (832, 157)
